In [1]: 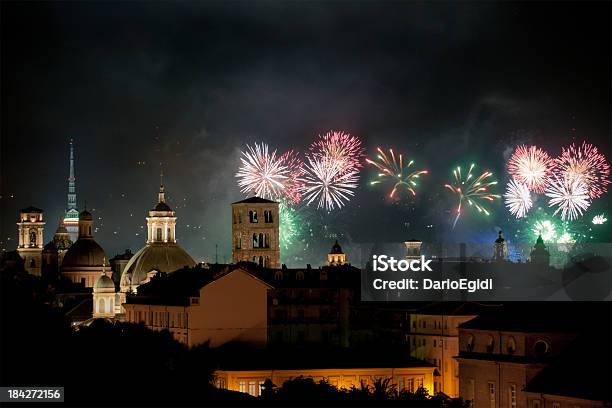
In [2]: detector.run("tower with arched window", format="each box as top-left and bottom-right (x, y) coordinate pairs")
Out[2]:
(231, 197), (280, 268)
(17, 206), (45, 276)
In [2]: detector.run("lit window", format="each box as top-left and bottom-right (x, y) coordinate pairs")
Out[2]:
(466, 334), (475, 352)
(507, 337), (516, 354)
(488, 382), (496, 408)
(509, 384), (516, 408)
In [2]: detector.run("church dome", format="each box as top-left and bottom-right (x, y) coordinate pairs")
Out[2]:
(330, 240), (344, 254)
(79, 209), (93, 220)
(120, 243), (195, 288)
(94, 274), (115, 292)
(62, 239), (106, 268)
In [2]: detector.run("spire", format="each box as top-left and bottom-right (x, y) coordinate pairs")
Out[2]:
(158, 166), (165, 203)
(67, 139), (77, 211)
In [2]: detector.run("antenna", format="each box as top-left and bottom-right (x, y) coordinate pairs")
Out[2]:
(215, 244), (218, 264)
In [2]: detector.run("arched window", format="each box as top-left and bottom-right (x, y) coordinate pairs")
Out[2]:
(167, 227), (171, 241)
(534, 340), (549, 358)
(253, 233), (258, 248)
(156, 228), (162, 241)
(30, 258), (36, 268)
(259, 233), (264, 248)
(507, 337), (516, 355)
(274, 271), (283, 280)
(249, 211), (258, 223)
(29, 229), (37, 246)
(265, 233), (270, 248)
(296, 271), (305, 280)
(466, 334), (475, 352)
(258, 256), (263, 267)
(98, 298), (105, 314)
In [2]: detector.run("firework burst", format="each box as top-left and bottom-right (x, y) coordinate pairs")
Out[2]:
(532, 219), (558, 242)
(366, 147), (428, 198)
(279, 150), (306, 205)
(545, 175), (591, 221)
(555, 141), (610, 199)
(236, 143), (288, 200)
(302, 154), (359, 211)
(592, 214), (607, 225)
(444, 163), (500, 228)
(504, 179), (532, 218)
(310, 130), (364, 176)
(279, 201), (301, 250)
(507, 145), (554, 193)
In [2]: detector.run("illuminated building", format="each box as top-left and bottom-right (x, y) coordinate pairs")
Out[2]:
(455, 306), (591, 408)
(231, 197), (280, 268)
(63, 139), (79, 242)
(404, 239), (423, 260)
(93, 262), (120, 318)
(327, 240), (347, 266)
(493, 231), (508, 261)
(119, 179), (195, 293)
(408, 302), (500, 397)
(61, 209), (108, 287)
(214, 347), (435, 397)
(124, 266), (271, 346)
(42, 221), (73, 278)
(17, 206), (45, 276)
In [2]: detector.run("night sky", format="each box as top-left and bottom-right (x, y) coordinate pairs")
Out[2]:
(1, 1), (610, 266)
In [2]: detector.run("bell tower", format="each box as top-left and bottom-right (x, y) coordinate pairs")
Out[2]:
(17, 206), (45, 276)
(146, 172), (177, 244)
(231, 197), (280, 268)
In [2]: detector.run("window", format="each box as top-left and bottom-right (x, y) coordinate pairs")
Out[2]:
(29, 229), (37, 246)
(30, 258), (36, 268)
(296, 271), (304, 280)
(507, 337), (516, 354)
(264, 210), (273, 223)
(249, 210), (258, 223)
(405, 378), (414, 392)
(552, 403), (560, 408)
(248, 381), (258, 396)
(488, 382), (495, 408)
(156, 228), (162, 241)
(486, 334), (495, 353)
(509, 384), (517, 408)
(532, 400), (541, 408)
(239, 381), (247, 393)
(466, 334), (475, 352)
(274, 271), (283, 280)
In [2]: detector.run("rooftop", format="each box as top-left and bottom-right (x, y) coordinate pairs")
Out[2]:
(232, 197), (278, 204)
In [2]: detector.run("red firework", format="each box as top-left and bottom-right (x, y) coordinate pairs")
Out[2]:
(555, 141), (611, 199)
(309, 130), (365, 175)
(507, 145), (554, 193)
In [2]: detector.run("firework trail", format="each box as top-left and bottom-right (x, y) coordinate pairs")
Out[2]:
(555, 141), (610, 199)
(507, 145), (554, 193)
(504, 179), (532, 218)
(444, 163), (500, 229)
(366, 147), (428, 198)
(545, 175), (591, 221)
(302, 154), (359, 211)
(279, 201), (301, 250)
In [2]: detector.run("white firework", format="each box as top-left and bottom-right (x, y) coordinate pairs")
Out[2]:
(592, 214), (607, 225)
(236, 143), (289, 200)
(545, 175), (591, 221)
(302, 155), (359, 211)
(504, 179), (532, 218)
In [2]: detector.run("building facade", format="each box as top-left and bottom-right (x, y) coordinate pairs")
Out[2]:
(17, 206), (45, 276)
(124, 267), (271, 347)
(231, 197), (280, 268)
